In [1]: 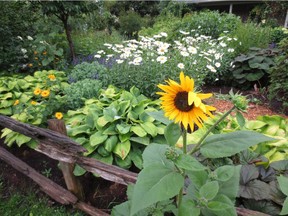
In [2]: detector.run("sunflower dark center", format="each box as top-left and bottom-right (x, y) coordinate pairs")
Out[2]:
(174, 91), (194, 112)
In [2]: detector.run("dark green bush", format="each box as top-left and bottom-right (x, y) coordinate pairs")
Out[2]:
(64, 79), (102, 110)
(68, 61), (107, 83)
(230, 47), (279, 89)
(119, 10), (142, 39)
(268, 38), (288, 114)
(270, 27), (288, 44)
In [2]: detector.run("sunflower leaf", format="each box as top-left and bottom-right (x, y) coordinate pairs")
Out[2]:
(200, 131), (276, 158)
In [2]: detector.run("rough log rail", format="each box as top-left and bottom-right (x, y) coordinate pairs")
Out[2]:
(0, 115), (270, 216)
(0, 115), (137, 185)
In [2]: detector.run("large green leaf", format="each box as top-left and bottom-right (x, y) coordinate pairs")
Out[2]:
(199, 181), (219, 200)
(142, 144), (173, 169)
(175, 154), (207, 171)
(113, 140), (131, 160)
(130, 125), (147, 137)
(277, 175), (288, 196)
(130, 164), (184, 216)
(90, 131), (108, 146)
(200, 131), (276, 158)
(146, 110), (171, 125)
(179, 199), (200, 216)
(140, 122), (158, 137)
(280, 198), (288, 215)
(239, 180), (271, 200)
(164, 122), (181, 146)
(246, 71), (264, 81)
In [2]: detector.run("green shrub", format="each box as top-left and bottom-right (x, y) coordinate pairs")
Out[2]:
(68, 61), (107, 83)
(139, 14), (182, 38)
(229, 22), (272, 54)
(268, 38), (288, 114)
(169, 10), (241, 40)
(230, 47), (279, 89)
(119, 10), (143, 39)
(270, 27), (288, 44)
(64, 79), (102, 110)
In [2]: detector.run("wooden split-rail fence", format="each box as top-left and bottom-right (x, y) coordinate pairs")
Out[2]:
(0, 115), (269, 216)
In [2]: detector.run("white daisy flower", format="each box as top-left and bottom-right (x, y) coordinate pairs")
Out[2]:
(177, 63), (185, 69)
(27, 36), (33, 41)
(207, 65), (217, 73)
(94, 54), (101, 58)
(180, 51), (189, 57)
(215, 62), (221, 68)
(156, 56), (167, 64)
(188, 46), (197, 54)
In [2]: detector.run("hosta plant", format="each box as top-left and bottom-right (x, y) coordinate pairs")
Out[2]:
(65, 85), (167, 171)
(230, 47), (280, 89)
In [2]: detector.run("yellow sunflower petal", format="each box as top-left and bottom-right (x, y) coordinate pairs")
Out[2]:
(197, 93), (213, 99)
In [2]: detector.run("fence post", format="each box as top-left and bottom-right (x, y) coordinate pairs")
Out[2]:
(47, 119), (84, 200)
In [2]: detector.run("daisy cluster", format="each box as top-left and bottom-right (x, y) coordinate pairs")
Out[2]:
(94, 30), (238, 93)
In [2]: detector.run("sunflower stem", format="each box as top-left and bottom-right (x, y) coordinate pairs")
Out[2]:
(188, 105), (236, 155)
(177, 129), (188, 207)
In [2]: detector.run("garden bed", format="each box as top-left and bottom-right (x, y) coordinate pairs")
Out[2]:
(0, 88), (286, 215)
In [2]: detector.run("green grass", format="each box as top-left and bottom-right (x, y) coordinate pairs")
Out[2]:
(0, 176), (85, 216)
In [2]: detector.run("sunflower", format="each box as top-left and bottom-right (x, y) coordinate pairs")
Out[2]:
(157, 72), (216, 132)
(41, 90), (50, 98)
(55, 112), (63, 120)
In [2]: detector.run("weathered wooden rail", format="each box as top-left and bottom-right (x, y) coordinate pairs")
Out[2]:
(0, 115), (269, 216)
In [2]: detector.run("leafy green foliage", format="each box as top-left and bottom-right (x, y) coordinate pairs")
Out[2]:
(68, 61), (107, 83)
(66, 86), (166, 170)
(228, 22), (272, 54)
(270, 27), (288, 44)
(119, 10), (143, 39)
(64, 79), (102, 110)
(231, 47), (279, 89)
(170, 10), (241, 40)
(268, 38), (288, 114)
(277, 175), (288, 215)
(0, 70), (68, 147)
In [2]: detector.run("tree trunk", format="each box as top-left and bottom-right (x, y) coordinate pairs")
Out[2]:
(63, 17), (76, 62)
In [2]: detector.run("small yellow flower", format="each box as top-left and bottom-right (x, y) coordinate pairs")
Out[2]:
(13, 100), (19, 106)
(34, 51), (38, 55)
(34, 57), (38, 60)
(34, 88), (41, 95)
(43, 51), (47, 55)
(41, 90), (50, 98)
(28, 63), (33, 67)
(30, 100), (37, 105)
(55, 112), (63, 120)
(48, 74), (56, 81)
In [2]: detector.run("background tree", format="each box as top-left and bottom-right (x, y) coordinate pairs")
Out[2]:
(38, 1), (99, 62)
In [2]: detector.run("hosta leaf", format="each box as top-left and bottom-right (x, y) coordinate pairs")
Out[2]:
(130, 164), (184, 216)
(140, 122), (158, 137)
(146, 110), (171, 125)
(90, 131), (108, 146)
(73, 164), (86, 176)
(68, 125), (91, 136)
(245, 120), (267, 130)
(130, 136), (150, 145)
(113, 140), (130, 160)
(130, 125), (147, 137)
(200, 131), (276, 158)
(116, 123), (131, 134)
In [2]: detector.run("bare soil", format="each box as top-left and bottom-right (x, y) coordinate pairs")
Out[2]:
(0, 86), (287, 215)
